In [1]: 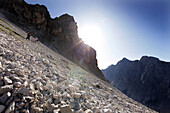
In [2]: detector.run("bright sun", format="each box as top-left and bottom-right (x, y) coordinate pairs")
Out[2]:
(78, 25), (104, 50)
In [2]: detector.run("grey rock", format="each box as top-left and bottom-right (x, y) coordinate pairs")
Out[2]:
(0, 80), (3, 86)
(31, 105), (43, 113)
(0, 92), (11, 104)
(0, 105), (5, 113)
(4, 76), (12, 85)
(85, 103), (92, 109)
(60, 105), (73, 113)
(18, 87), (31, 95)
(13, 82), (21, 88)
(84, 109), (93, 113)
(5, 101), (15, 113)
(5, 96), (13, 106)
(10, 74), (23, 83)
(0, 85), (13, 95)
(73, 92), (81, 99)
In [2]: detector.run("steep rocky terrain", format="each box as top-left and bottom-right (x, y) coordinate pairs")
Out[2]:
(102, 56), (170, 113)
(0, 0), (106, 81)
(0, 14), (157, 113)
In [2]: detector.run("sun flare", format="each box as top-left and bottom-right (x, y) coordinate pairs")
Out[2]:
(78, 25), (104, 50)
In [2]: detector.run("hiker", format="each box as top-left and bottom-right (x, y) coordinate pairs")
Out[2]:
(34, 37), (39, 44)
(26, 32), (31, 40)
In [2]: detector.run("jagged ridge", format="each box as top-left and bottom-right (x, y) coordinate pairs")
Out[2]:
(102, 56), (170, 113)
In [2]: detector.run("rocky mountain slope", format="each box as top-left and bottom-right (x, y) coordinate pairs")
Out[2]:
(0, 14), (157, 112)
(102, 56), (170, 113)
(0, 0), (106, 81)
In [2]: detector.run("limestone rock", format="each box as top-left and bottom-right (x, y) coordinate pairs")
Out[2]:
(5, 101), (15, 113)
(0, 85), (13, 95)
(0, 92), (11, 104)
(84, 109), (93, 113)
(0, 105), (5, 113)
(18, 87), (31, 95)
(4, 76), (12, 85)
(73, 92), (81, 99)
(60, 105), (73, 113)
(13, 82), (22, 88)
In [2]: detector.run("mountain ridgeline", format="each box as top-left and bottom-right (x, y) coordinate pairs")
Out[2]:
(0, 0), (106, 81)
(102, 56), (170, 113)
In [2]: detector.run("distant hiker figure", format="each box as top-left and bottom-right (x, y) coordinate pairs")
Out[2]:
(26, 32), (31, 40)
(34, 37), (39, 44)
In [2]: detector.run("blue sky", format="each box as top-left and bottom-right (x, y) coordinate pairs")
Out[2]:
(25, 0), (170, 69)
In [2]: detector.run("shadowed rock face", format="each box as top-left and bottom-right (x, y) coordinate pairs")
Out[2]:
(102, 56), (170, 113)
(0, 0), (106, 81)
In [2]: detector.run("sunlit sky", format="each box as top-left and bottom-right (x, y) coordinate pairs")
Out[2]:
(25, 0), (170, 69)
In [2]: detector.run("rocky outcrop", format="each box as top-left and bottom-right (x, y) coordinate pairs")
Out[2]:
(102, 56), (170, 113)
(0, 0), (106, 81)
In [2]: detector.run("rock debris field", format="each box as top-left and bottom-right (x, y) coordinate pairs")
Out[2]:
(0, 18), (157, 113)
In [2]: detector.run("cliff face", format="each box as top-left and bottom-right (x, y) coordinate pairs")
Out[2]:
(102, 56), (170, 113)
(0, 0), (106, 81)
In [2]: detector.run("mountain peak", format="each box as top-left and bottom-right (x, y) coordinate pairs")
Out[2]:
(102, 56), (170, 112)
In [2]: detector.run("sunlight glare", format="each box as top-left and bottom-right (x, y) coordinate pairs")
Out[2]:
(78, 25), (104, 50)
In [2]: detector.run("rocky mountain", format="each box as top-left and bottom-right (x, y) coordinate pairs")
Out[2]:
(0, 0), (106, 81)
(0, 11), (157, 112)
(102, 56), (170, 113)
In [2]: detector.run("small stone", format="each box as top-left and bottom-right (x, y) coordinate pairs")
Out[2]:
(0, 85), (13, 95)
(4, 77), (12, 85)
(60, 105), (73, 113)
(31, 105), (43, 113)
(103, 109), (112, 113)
(14, 82), (21, 88)
(46, 101), (53, 112)
(5, 96), (13, 106)
(54, 109), (60, 113)
(85, 103), (92, 109)
(76, 109), (84, 113)
(80, 91), (87, 99)
(15, 70), (24, 77)
(0, 80), (3, 86)
(5, 101), (15, 113)
(10, 74), (22, 83)
(53, 93), (61, 99)
(19, 102), (25, 107)
(73, 92), (81, 99)
(84, 109), (93, 113)
(0, 105), (5, 113)
(0, 92), (11, 104)
(70, 98), (74, 103)
(18, 87), (31, 95)
(70, 102), (76, 109)
(22, 109), (30, 113)
(94, 108), (102, 113)
(54, 99), (60, 105)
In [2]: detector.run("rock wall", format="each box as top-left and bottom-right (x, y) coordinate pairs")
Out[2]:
(102, 56), (170, 113)
(0, 0), (106, 81)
